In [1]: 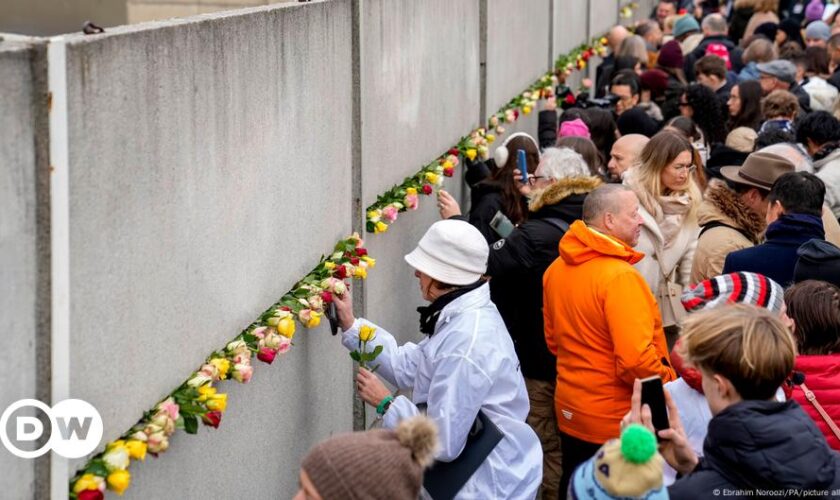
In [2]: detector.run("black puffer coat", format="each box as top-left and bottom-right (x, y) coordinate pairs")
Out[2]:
(669, 400), (840, 499)
(486, 177), (601, 381)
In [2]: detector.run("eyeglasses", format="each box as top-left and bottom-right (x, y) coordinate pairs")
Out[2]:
(528, 175), (546, 186)
(671, 164), (697, 173)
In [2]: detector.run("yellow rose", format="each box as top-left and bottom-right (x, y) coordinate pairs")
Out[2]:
(425, 172), (439, 185)
(73, 474), (103, 494)
(442, 160), (453, 170)
(125, 440), (147, 461)
(466, 148), (477, 161)
(353, 266), (367, 279)
(197, 384), (216, 401)
(361, 256), (376, 268)
(107, 469), (131, 495)
(277, 317), (296, 338)
(486, 133), (495, 144)
(206, 393), (227, 412)
(306, 311), (321, 329)
(210, 358), (230, 379)
(374, 221), (388, 233)
(600, 36), (608, 45)
(324, 261), (336, 270)
(522, 105), (532, 115)
(359, 325), (376, 342)
(367, 209), (382, 223)
(406, 187), (417, 195)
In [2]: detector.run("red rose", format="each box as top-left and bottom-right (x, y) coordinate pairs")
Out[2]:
(356, 247), (367, 256)
(336, 265), (348, 279)
(78, 490), (104, 500)
(202, 411), (222, 428)
(564, 93), (576, 104)
(257, 347), (277, 364)
(448, 148), (460, 156)
(321, 291), (333, 303)
(350, 257), (360, 266)
(443, 166), (455, 177)
(513, 109), (519, 119)
(280, 306), (291, 312)
(422, 184), (433, 195)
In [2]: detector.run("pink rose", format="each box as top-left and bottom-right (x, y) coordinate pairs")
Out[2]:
(158, 398), (180, 421)
(257, 347), (277, 364)
(252, 326), (268, 339)
(233, 363), (253, 383)
(405, 193), (419, 210)
(277, 336), (292, 354)
(382, 205), (399, 223)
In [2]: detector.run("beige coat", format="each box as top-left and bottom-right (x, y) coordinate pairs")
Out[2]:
(690, 181), (765, 284)
(634, 205), (700, 326)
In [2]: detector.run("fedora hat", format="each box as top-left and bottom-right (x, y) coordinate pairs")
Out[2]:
(719, 151), (795, 191)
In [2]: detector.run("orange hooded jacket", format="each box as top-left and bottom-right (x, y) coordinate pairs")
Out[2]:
(543, 220), (676, 444)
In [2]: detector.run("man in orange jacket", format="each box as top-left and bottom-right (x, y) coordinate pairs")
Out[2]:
(543, 184), (676, 495)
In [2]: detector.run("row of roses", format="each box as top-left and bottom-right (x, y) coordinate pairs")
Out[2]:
(70, 234), (372, 498)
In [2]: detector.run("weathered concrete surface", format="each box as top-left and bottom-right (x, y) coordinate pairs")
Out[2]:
(485, 0), (551, 121)
(554, 0), (589, 60)
(57, 2), (354, 496)
(0, 39), (40, 500)
(590, 0), (619, 43)
(360, 0), (480, 344)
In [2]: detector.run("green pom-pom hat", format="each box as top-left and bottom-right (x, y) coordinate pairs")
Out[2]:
(620, 424), (657, 464)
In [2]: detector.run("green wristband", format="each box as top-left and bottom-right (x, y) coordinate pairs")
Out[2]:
(376, 395), (394, 416)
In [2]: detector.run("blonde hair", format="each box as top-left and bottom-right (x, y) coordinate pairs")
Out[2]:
(678, 304), (795, 400)
(630, 130), (702, 220)
(754, 0), (779, 12)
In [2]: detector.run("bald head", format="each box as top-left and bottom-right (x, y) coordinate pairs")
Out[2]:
(608, 25), (630, 52)
(607, 134), (649, 181)
(583, 184), (643, 246)
(702, 14), (727, 36)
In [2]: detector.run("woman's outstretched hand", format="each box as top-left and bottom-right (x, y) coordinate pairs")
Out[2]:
(332, 286), (356, 332)
(356, 367), (391, 407)
(621, 378), (699, 476)
(437, 190), (462, 219)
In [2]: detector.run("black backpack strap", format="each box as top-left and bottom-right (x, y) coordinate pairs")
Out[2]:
(542, 217), (570, 233)
(699, 220), (752, 241)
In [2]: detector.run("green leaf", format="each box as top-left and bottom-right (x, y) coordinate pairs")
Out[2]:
(87, 460), (109, 478)
(184, 415), (198, 435)
(349, 351), (361, 362)
(372, 345), (383, 357)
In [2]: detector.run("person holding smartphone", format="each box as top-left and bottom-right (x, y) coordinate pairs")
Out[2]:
(621, 305), (840, 497)
(332, 219), (543, 499)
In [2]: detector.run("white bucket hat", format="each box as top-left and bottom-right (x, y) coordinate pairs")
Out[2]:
(404, 220), (489, 286)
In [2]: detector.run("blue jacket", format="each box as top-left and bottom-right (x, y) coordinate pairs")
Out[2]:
(723, 214), (825, 286)
(669, 400), (840, 498)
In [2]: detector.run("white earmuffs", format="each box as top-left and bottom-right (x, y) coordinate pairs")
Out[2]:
(493, 132), (540, 168)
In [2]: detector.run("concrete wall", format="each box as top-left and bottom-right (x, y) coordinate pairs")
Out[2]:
(0, 39), (41, 500)
(485, 0), (551, 121)
(55, 2), (354, 495)
(360, 0), (480, 345)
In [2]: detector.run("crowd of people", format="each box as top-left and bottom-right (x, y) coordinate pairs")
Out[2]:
(292, 1), (840, 499)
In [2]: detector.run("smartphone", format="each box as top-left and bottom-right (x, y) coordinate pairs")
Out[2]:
(325, 302), (339, 335)
(489, 210), (515, 238)
(640, 375), (669, 439)
(517, 149), (528, 183)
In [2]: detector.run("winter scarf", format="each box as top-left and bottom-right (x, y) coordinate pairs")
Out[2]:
(417, 280), (486, 335)
(658, 193), (692, 249)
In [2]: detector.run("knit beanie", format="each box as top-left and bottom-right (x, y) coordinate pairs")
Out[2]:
(806, 20), (831, 41)
(570, 424), (667, 499)
(641, 69), (669, 96)
(301, 416), (438, 499)
(673, 15), (700, 38)
(657, 40), (684, 69)
(806, 0), (825, 23)
(681, 272), (785, 314)
(794, 239), (840, 288)
(559, 118), (591, 138)
(754, 22), (779, 42)
(726, 127), (758, 153)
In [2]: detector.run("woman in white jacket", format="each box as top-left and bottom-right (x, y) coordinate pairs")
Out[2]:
(625, 130), (702, 349)
(333, 219), (543, 499)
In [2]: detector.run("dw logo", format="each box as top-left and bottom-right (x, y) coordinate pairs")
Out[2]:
(0, 399), (103, 459)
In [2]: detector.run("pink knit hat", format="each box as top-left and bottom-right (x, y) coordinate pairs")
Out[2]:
(558, 118), (591, 139)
